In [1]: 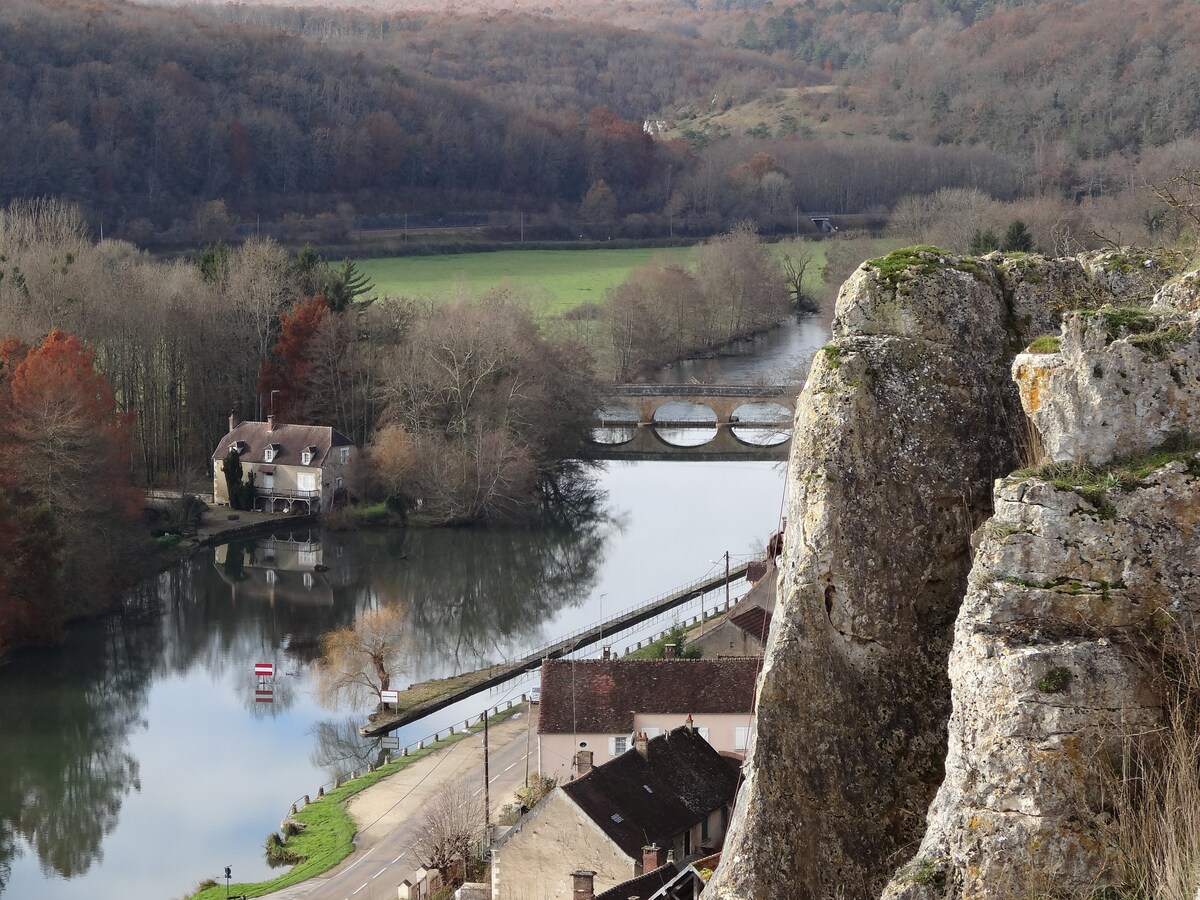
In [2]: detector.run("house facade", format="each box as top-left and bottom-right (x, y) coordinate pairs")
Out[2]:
(536, 658), (760, 783)
(493, 727), (738, 900)
(212, 413), (355, 515)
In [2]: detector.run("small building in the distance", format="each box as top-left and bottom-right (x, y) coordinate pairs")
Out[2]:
(536, 657), (759, 783)
(212, 412), (355, 515)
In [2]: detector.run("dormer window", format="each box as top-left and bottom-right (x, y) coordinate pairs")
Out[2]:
(301, 445), (317, 466)
(228, 440), (247, 455)
(264, 443), (280, 463)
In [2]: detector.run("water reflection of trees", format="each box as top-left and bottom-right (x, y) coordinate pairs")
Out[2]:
(0, 599), (159, 888)
(368, 509), (609, 677)
(309, 716), (386, 782)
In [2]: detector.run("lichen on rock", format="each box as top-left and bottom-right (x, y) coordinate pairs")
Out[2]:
(705, 247), (1189, 900)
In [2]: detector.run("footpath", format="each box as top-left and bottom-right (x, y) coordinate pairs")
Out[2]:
(268, 711), (532, 900)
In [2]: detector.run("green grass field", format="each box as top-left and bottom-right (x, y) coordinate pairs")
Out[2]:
(358, 247), (696, 315)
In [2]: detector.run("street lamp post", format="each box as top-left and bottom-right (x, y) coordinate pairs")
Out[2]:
(224, 865), (231, 899)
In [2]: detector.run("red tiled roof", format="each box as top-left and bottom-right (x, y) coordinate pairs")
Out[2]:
(537, 658), (759, 735)
(729, 607), (772, 643)
(561, 726), (739, 860)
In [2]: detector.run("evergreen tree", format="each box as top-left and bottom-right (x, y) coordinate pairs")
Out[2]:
(1001, 219), (1035, 253)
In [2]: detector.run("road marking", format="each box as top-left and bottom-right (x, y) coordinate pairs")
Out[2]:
(392, 853), (405, 864)
(340, 847), (376, 874)
(373, 866), (389, 879)
(504, 762), (517, 772)
(352, 882), (368, 895)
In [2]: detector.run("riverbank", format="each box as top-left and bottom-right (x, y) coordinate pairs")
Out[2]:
(188, 705), (525, 900)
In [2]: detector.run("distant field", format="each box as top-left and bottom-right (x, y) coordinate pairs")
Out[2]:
(356, 241), (848, 316)
(358, 247), (696, 315)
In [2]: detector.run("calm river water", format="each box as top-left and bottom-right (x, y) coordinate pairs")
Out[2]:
(0, 314), (829, 900)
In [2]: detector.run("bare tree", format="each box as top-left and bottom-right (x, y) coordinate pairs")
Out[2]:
(779, 241), (819, 313)
(416, 779), (486, 885)
(313, 605), (409, 709)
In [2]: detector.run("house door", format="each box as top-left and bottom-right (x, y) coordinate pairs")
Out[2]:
(261, 472), (274, 491)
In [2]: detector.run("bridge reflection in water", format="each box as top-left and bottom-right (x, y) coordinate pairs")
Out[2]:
(583, 383), (798, 461)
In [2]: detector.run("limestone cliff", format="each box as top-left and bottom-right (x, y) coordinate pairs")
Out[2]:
(705, 247), (1187, 900)
(881, 266), (1200, 899)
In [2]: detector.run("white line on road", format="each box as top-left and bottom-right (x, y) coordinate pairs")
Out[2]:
(352, 882), (368, 895)
(504, 762), (517, 772)
(373, 866), (389, 879)
(339, 847), (376, 874)
(392, 852), (406, 864)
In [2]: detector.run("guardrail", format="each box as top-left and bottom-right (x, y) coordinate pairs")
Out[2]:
(285, 696), (531, 819)
(603, 384), (795, 398)
(484, 561), (755, 669)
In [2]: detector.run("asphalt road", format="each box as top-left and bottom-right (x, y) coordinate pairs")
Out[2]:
(270, 708), (535, 900)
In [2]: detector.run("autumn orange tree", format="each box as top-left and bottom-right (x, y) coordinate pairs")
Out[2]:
(0, 328), (139, 642)
(256, 294), (332, 425)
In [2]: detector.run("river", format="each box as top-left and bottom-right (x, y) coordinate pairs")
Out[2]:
(0, 313), (829, 900)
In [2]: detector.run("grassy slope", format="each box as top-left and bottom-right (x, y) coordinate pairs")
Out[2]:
(187, 706), (521, 900)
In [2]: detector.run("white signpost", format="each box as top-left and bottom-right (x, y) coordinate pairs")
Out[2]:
(380, 735), (400, 750)
(380, 689), (400, 706)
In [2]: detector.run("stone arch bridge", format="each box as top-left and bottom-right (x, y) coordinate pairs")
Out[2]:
(587, 384), (800, 460)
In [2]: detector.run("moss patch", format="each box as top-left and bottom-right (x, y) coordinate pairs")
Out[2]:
(1026, 335), (1062, 354)
(865, 245), (952, 286)
(1038, 666), (1073, 693)
(1014, 434), (1200, 514)
(822, 344), (844, 369)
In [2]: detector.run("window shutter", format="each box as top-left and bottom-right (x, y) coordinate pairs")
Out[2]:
(608, 737), (617, 755)
(735, 726), (750, 751)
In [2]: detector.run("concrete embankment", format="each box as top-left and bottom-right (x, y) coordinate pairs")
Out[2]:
(362, 561), (754, 737)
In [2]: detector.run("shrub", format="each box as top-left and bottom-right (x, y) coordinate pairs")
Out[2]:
(1037, 666), (1072, 693)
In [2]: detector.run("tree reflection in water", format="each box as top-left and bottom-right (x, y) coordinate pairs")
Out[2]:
(0, 589), (160, 888)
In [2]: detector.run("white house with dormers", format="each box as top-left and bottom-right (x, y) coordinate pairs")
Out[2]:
(212, 412), (356, 514)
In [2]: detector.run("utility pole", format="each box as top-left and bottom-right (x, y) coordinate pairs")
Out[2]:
(724, 550), (731, 610)
(483, 709), (491, 844)
(524, 699), (531, 788)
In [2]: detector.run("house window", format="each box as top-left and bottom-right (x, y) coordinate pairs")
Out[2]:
(339, 447), (350, 464)
(735, 726), (751, 751)
(609, 735), (628, 756)
(301, 450), (312, 465)
(297, 473), (317, 493)
(697, 727), (710, 743)
(264, 447), (275, 462)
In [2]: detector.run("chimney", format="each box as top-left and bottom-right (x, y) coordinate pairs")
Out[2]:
(663, 643), (678, 659)
(642, 844), (666, 872)
(571, 870), (596, 900)
(574, 749), (593, 777)
(602, 645), (611, 660)
(228, 410), (237, 433)
(267, 414), (275, 432)
(634, 731), (649, 757)
(684, 714), (694, 733)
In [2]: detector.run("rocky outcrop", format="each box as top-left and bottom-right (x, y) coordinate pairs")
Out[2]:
(881, 274), (1200, 899)
(705, 247), (1187, 900)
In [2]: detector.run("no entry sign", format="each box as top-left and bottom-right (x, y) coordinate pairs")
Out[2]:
(254, 663), (274, 678)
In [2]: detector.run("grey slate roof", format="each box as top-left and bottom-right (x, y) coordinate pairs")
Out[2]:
(537, 658), (759, 735)
(560, 725), (739, 859)
(212, 419), (352, 468)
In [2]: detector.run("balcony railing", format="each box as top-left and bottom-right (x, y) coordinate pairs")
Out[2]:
(255, 486), (319, 500)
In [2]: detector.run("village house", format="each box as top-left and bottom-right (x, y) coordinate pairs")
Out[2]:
(212, 412), (355, 515)
(536, 657), (759, 783)
(687, 573), (776, 660)
(492, 726), (738, 900)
